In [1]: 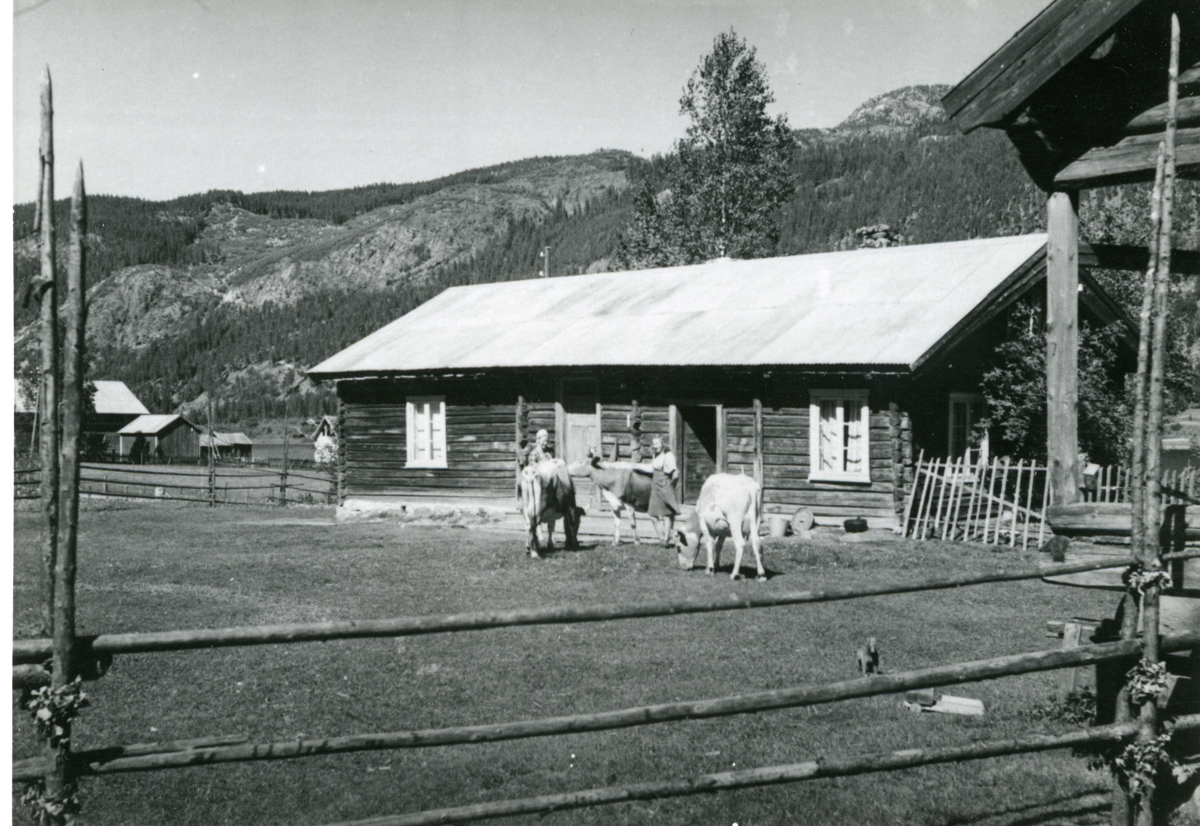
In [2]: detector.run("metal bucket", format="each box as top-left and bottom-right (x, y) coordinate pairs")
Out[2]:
(768, 515), (789, 538)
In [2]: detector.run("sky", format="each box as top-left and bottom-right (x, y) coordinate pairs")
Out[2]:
(10, 0), (1052, 203)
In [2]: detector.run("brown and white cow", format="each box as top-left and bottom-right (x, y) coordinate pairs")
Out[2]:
(569, 452), (654, 545)
(518, 459), (582, 558)
(675, 473), (766, 581)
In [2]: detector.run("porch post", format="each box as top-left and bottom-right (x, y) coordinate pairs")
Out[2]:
(1046, 190), (1081, 505)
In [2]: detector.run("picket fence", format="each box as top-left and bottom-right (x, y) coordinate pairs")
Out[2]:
(903, 455), (1198, 547)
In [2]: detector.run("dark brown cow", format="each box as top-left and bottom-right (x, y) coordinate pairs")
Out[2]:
(569, 453), (654, 545)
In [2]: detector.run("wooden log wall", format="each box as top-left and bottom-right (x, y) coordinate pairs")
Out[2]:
(761, 405), (901, 527)
(161, 424), (200, 461)
(725, 407), (756, 478)
(525, 402), (556, 455)
(599, 404), (637, 461)
(334, 372), (913, 527)
(343, 403), (517, 501)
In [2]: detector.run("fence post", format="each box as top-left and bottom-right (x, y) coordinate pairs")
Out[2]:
(901, 449), (923, 538)
(1010, 460), (1025, 548)
(207, 398), (216, 507)
(1022, 459), (1037, 553)
(337, 400), (346, 507)
(281, 426), (289, 507)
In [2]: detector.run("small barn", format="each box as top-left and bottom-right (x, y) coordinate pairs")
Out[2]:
(308, 235), (1134, 530)
(199, 431), (254, 462)
(118, 415), (202, 464)
(15, 379), (150, 457)
(89, 380), (152, 456)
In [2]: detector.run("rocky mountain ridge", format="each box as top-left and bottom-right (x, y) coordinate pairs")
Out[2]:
(15, 84), (1079, 424)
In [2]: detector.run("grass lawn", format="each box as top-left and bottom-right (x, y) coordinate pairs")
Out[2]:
(10, 502), (1150, 825)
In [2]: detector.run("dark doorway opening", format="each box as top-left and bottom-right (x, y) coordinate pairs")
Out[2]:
(678, 405), (719, 505)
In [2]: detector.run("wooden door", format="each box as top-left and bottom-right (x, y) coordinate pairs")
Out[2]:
(678, 405), (718, 505)
(561, 380), (599, 504)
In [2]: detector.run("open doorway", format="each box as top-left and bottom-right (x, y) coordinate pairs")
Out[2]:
(677, 405), (720, 505)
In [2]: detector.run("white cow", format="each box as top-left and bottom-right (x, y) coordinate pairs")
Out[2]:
(518, 459), (582, 558)
(675, 473), (766, 581)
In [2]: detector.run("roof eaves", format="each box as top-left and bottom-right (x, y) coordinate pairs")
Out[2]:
(909, 243), (1048, 373)
(944, 0), (1143, 133)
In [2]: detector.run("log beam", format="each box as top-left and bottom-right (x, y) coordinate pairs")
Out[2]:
(1123, 93), (1200, 134)
(1054, 125), (1200, 188)
(1081, 242), (1200, 275)
(1046, 191), (1081, 507)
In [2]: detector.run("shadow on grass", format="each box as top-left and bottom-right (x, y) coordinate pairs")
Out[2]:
(944, 789), (1108, 826)
(679, 563), (781, 580)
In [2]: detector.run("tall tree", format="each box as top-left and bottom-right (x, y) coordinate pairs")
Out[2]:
(618, 29), (795, 268)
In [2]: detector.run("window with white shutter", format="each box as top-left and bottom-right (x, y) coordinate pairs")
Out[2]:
(809, 390), (870, 483)
(406, 397), (447, 468)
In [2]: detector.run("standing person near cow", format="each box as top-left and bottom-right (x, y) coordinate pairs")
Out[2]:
(523, 429), (553, 466)
(648, 437), (680, 545)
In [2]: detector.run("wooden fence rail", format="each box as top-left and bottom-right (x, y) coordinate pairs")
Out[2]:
(320, 716), (1200, 826)
(12, 632), (1197, 782)
(14, 555), (1168, 665)
(16, 462), (337, 507)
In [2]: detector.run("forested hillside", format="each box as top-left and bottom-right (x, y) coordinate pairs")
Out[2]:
(12, 85), (1197, 432)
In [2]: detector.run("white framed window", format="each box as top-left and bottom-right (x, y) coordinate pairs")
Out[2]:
(948, 393), (988, 462)
(406, 396), (447, 468)
(809, 390), (871, 483)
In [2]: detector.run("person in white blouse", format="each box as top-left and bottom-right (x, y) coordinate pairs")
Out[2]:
(648, 437), (680, 545)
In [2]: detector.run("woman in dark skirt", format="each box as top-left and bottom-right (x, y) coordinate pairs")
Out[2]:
(648, 437), (680, 545)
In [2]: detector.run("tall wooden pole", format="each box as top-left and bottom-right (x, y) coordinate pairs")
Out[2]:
(45, 163), (86, 824)
(1133, 15), (1179, 826)
(38, 66), (60, 638)
(55, 162), (85, 683)
(1046, 190), (1081, 506)
(1129, 149), (1166, 581)
(1113, 150), (1165, 826)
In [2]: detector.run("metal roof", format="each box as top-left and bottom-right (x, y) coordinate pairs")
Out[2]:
(200, 432), (253, 448)
(118, 414), (194, 435)
(91, 381), (150, 415)
(14, 380), (149, 415)
(308, 234), (1049, 378)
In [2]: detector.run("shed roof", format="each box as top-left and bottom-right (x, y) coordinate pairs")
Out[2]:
(91, 381), (150, 416)
(200, 432), (253, 448)
(309, 234), (1051, 378)
(15, 379), (149, 415)
(118, 415), (195, 435)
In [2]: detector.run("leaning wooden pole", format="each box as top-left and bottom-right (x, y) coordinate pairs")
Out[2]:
(1129, 148), (1165, 573)
(1113, 142), (1164, 826)
(1133, 15), (1179, 826)
(38, 66), (60, 639)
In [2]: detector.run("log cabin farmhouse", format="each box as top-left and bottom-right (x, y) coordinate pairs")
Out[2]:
(308, 234), (1134, 530)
